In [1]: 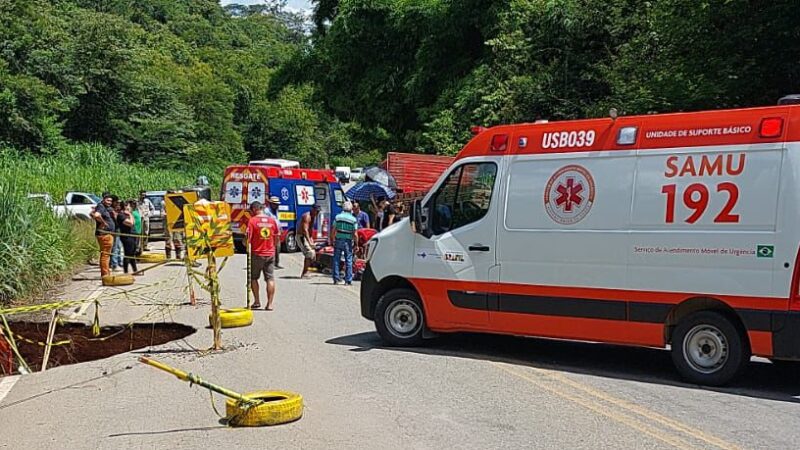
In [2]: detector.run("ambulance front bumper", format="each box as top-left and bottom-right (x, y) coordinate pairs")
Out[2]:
(360, 263), (378, 321)
(770, 312), (800, 359)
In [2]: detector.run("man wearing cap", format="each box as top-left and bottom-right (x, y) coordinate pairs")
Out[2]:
(298, 205), (320, 278)
(268, 196), (283, 269)
(330, 201), (358, 285)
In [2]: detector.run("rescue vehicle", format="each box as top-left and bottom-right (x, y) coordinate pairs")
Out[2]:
(221, 165), (345, 252)
(361, 98), (800, 386)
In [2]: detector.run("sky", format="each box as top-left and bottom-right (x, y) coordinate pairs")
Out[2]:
(220, 0), (312, 14)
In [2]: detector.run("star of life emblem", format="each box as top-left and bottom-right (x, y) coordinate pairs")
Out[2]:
(544, 164), (595, 225)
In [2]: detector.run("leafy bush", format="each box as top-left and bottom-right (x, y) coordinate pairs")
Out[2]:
(0, 143), (207, 304)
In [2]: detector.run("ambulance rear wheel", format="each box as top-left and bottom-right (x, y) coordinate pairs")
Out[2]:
(671, 311), (749, 386)
(375, 289), (425, 346)
(283, 232), (298, 253)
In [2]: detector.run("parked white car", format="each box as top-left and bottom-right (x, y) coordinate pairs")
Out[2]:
(335, 166), (351, 184)
(28, 192), (100, 220)
(350, 167), (365, 182)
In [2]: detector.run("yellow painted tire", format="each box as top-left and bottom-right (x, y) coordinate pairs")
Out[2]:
(226, 391), (303, 427)
(139, 252), (166, 263)
(102, 274), (134, 286)
(210, 308), (254, 328)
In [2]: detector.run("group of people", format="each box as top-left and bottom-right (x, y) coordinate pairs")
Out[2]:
(247, 197), (399, 311)
(92, 192), (155, 278)
(245, 193), (409, 310)
(369, 196), (406, 231)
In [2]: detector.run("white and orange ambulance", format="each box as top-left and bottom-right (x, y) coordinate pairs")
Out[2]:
(360, 99), (800, 385)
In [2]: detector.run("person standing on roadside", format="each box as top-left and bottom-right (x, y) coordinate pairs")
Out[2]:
(246, 202), (279, 310)
(164, 201), (184, 260)
(353, 202), (370, 229)
(382, 199), (398, 229)
(298, 205), (320, 278)
(138, 191), (154, 251)
(92, 193), (115, 277)
(110, 196), (123, 272)
(268, 196), (284, 269)
(331, 201), (358, 285)
(130, 200), (143, 255)
(116, 201), (139, 275)
(370, 195), (385, 230)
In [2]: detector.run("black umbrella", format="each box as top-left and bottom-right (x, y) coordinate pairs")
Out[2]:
(364, 166), (398, 190)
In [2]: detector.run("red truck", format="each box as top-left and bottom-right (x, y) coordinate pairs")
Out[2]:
(381, 152), (455, 198)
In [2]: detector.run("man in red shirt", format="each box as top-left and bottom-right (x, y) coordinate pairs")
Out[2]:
(246, 202), (280, 310)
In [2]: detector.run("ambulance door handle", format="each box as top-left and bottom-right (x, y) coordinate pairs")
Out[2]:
(468, 244), (490, 252)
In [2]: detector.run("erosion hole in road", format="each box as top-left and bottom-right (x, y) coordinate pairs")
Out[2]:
(2, 321), (196, 375)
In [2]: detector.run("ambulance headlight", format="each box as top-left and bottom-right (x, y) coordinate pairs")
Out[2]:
(617, 126), (638, 145)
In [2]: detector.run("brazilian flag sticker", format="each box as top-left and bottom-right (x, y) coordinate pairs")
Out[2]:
(757, 245), (774, 258)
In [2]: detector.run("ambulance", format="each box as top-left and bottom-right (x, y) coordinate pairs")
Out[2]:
(221, 165), (345, 252)
(361, 99), (800, 386)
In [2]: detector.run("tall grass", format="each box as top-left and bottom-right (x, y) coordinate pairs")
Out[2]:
(0, 143), (221, 304)
(1, 144), (220, 200)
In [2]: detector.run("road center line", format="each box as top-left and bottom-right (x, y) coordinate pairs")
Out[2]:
(540, 369), (741, 450)
(66, 286), (105, 320)
(492, 363), (698, 449)
(0, 375), (20, 404)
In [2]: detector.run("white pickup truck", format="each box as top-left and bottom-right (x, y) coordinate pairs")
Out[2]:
(28, 192), (100, 220)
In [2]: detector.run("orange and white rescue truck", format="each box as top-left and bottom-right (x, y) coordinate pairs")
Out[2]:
(360, 98), (800, 385)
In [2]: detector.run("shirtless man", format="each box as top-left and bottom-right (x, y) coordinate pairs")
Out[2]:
(298, 205), (320, 278)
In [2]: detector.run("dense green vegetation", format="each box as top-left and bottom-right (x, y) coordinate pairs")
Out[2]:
(0, 0), (797, 303)
(0, 144), (202, 303)
(285, 0), (799, 154)
(4, 0), (797, 166)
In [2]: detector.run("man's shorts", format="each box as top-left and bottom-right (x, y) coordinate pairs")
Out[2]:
(251, 254), (275, 281)
(300, 238), (316, 260)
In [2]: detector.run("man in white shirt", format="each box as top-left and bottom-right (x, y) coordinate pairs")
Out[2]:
(138, 191), (155, 251)
(268, 196), (283, 269)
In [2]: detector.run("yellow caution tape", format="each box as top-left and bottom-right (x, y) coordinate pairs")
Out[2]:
(0, 299), (90, 316)
(12, 332), (70, 348)
(97, 230), (149, 239)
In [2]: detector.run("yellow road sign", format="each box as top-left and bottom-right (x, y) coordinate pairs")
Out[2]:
(184, 201), (235, 260)
(165, 191), (199, 232)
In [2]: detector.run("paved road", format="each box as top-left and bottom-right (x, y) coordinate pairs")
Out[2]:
(2, 251), (800, 449)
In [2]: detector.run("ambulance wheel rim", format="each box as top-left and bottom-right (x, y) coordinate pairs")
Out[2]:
(385, 299), (421, 338)
(285, 233), (297, 253)
(683, 324), (728, 374)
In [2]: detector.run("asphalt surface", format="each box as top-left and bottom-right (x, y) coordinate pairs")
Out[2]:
(2, 250), (800, 449)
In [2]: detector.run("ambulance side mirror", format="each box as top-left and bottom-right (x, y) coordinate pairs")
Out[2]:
(411, 199), (430, 237)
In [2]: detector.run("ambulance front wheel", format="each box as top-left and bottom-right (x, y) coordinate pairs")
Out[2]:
(283, 232), (298, 253)
(671, 311), (750, 386)
(375, 289), (425, 346)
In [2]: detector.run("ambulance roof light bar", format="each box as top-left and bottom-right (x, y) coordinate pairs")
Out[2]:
(249, 158), (300, 168)
(778, 94), (800, 105)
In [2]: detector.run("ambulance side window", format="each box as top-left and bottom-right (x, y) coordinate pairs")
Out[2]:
(333, 188), (344, 206)
(430, 162), (497, 235)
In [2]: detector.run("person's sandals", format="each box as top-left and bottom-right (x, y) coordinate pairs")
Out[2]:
(250, 303), (261, 309)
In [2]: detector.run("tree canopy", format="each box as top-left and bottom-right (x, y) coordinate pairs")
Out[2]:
(1, 0), (798, 168)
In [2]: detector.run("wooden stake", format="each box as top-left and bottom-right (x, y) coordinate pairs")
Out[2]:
(208, 253), (222, 350)
(40, 310), (58, 372)
(246, 239), (252, 308)
(185, 253), (197, 306)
